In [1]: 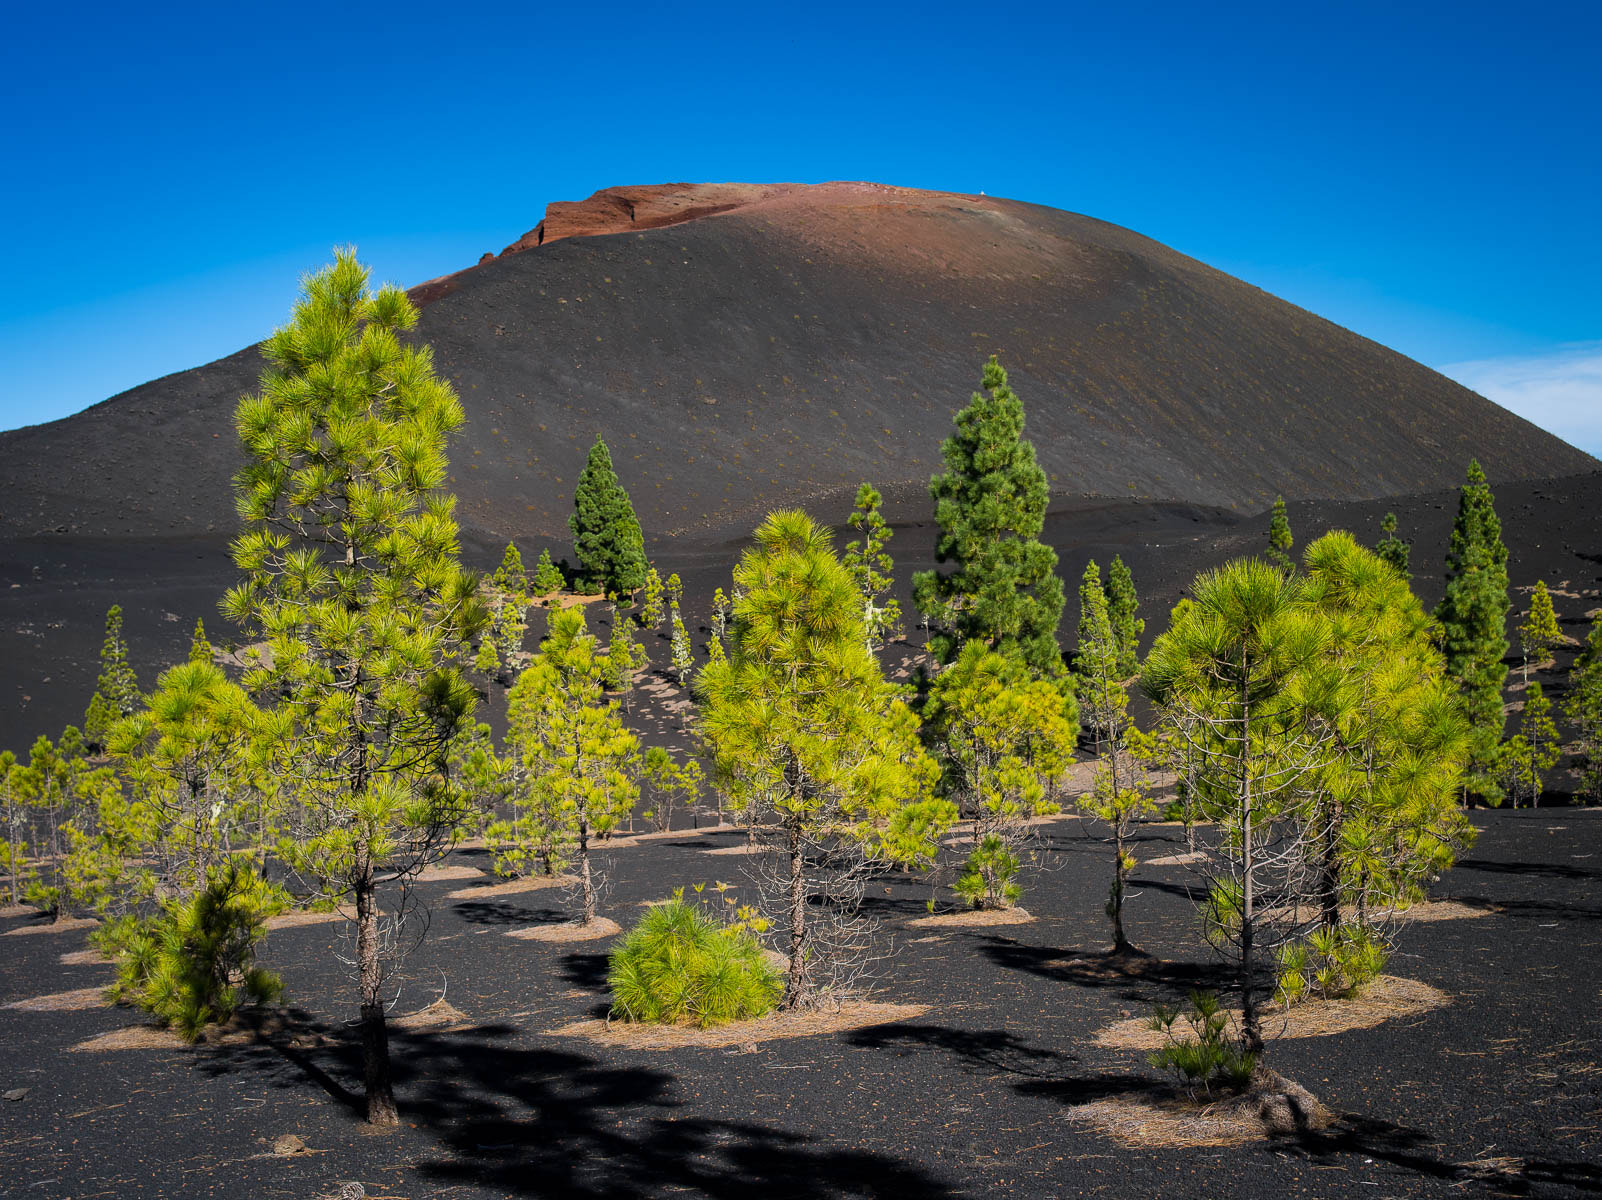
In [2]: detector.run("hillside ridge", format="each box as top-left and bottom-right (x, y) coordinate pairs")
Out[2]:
(1, 182), (1592, 546)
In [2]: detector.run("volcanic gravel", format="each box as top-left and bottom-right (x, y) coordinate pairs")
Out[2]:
(1, 803), (1598, 1198)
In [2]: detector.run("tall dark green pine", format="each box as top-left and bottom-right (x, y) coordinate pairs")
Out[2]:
(912, 356), (1064, 678)
(1105, 555), (1144, 678)
(1266, 496), (1294, 571)
(570, 437), (647, 598)
(1434, 460), (1510, 800)
(85, 604), (141, 748)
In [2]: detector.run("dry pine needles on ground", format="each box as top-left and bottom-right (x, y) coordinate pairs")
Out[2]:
(1068, 1070), (1334, 1148)
(446, 874), (577, 900)
(506, 916), (622, 943)
(906, 907), (1036, 929)
(3, 986), (109, 1012)
(549, 1000), (929, 1051)
(1094, 975), (1449, 1051)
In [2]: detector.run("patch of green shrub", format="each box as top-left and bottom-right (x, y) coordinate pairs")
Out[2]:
(1276, 924), (1389, 1006)
(1147, 990), (1258, 1097)
(608, 892), (782, 1028)
(102, 861), (285, 1041)
(952, 833), (1021, 910)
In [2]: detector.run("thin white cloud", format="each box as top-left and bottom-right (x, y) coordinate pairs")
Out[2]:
(1438, 342), (1602, 459)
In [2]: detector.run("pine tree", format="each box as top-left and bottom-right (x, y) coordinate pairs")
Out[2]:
(710, 587), (731, 642)
(188, 619), (213, 664)
(923, 643), (1077, 912)
(1073, 561), (1117, 738)
(222, 251), (481, 1125)
(912, 356), (1065, 678)
(1070, 560), (1152, 949)
(86, 605), (141, 749)
(1434, 460), (1510, 802)
(638, 566), (665, 630)
(492, 542), (528, 597)
(604, 608), (646, 709)
(1298, 531), (1473, 940)
(531, 547), (564, 600)
(87, 658), (284, 1013)
(843, 482), (903, 652)
(1501, 682), (1560, 808)
(1105, 555), (1143, 679)
(83, 694), (116, 755)
(1142, 560), (1332, 1053)
(669, 599), (693, 686)
(700, 511), (946, 1005)
(1376, 512), (1410, 578)
(507, 607), (640, 925)
(1266, 497), (1294, 572)
(484, 547), (529, 674)
(0, 751), (27, 907)
(474, 635), (502, 686)
(570, 437), (647, 598)
(639, 746), (705, 833)
(18, 728), (118, 921)
(1567, 611), (1602, 804)
(1518, 580), (1562, 683)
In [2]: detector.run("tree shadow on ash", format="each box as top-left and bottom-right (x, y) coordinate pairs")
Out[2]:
(847, 1022), (1076, 1078)
(1280, 1115), (1602, 1196)
(199, 1010), (957, 1198)
(399, 1026), (960, 1199)
(452, 900), (569, 928)
(1125, 875), (1205, 902)
(558, 949), (612, 991)
(857, 892), (939, 920)
(846, 1021), (1169, 1111)
(1479, 896), (1602, 922)
(978, 937), (1232, 1004)
(861, 1018), (1602, 1195)
(1457, 858), (1599, 882)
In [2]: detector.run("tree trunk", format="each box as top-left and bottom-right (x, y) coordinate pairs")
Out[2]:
(354, 852), (398, 1126)
(1111, 821), (1129, 952)
(1239, 672), (1263, 1055)
(1317, 795), (1344, 934)
(784, 819), (807, 1009)
(578, 816), (595, 925)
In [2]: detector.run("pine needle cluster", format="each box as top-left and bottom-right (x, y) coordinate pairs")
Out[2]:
(608, 893), (782, 1027)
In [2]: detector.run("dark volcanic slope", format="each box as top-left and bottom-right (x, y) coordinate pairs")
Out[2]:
(2, 182), (1592, 545)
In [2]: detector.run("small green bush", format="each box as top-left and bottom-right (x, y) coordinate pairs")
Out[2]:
(103, 862), (285, 1041)
(1277, 924), (1390, 1006)
(608, 893), (782, 1028)
(1147, 990), (1258, 1098)
(953, 833), (1021, 910)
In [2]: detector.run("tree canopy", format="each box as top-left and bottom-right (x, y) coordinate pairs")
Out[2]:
(912, 356), (1064, 678)
(570, 436), (648, 598)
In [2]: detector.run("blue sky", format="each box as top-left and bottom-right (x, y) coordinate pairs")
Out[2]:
(2, 1), (1598, 454)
